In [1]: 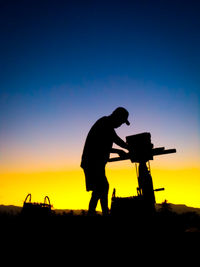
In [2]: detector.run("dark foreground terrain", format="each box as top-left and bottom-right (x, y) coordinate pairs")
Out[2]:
(1, 204), (200, 234)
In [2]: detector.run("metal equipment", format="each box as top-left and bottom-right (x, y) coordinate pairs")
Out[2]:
(109, 132), (176, 216)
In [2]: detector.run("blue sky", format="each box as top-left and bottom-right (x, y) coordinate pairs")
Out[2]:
(0, 0), (199, 171)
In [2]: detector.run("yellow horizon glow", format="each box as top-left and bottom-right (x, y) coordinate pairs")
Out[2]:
(1, 166), (200, 210)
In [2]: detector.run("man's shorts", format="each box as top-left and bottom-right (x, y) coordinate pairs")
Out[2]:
(83, 166), (109, 193)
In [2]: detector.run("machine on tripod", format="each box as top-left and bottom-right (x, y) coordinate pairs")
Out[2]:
(108, 132), (176, 216)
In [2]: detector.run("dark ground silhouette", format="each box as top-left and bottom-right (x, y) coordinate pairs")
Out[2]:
(1, 202), (200, 233)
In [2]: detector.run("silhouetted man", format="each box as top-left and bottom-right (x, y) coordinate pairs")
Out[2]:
(81, 107), (130, 215)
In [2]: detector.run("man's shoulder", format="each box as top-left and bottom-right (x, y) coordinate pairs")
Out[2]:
(96, 116), (108, 123)
(88, 116), (115, 137)
(92, 116), (109, 128)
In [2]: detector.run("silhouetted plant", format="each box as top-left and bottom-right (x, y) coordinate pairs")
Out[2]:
(160, 199), (172, 214)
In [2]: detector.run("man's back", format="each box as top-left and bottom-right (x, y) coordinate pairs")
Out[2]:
(81, 116), (115, 169)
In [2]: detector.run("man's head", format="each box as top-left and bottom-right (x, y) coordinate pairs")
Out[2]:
(110, 107), (130, 128)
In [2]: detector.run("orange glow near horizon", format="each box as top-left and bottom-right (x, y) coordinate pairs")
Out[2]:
(1, 165), (200, 210)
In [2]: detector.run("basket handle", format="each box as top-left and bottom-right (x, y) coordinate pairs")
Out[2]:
(24, 193), (31, 203)
(44, 196), (51, 206)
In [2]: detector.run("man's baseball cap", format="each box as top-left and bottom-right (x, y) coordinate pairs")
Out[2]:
(112, 107), (130, 125)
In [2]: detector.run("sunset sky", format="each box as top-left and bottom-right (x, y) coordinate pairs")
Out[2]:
(0, 0), (199, 210)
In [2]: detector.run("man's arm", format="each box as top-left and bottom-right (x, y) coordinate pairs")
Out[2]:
(113, 131), (128, 150)
(110, 148), (128, 158)
(110, 148), (125, 153)
(110, 132), (128, 158)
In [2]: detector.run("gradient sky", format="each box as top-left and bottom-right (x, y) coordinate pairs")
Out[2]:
(0, 0), (200, 209)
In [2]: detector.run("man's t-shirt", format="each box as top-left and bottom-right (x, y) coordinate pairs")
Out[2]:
(81, 116), (115, 169)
